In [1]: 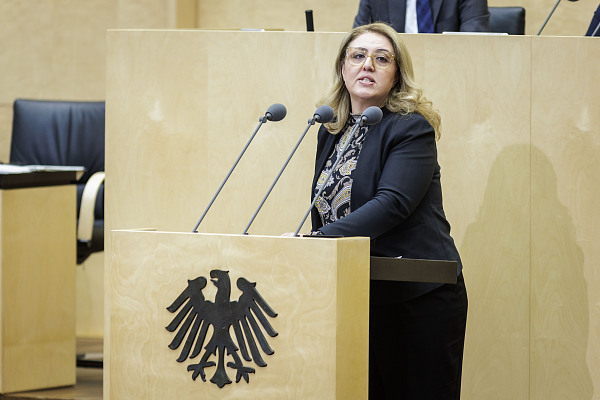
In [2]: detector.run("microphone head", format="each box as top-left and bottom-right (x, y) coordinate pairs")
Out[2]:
(313, 105), (335, 123)
(265, 103), (287, 122)
(360, 106), (383, 126)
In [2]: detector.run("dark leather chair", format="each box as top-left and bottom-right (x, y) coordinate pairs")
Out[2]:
(10, 99), (105, 265)
(489, 6), (526, 35)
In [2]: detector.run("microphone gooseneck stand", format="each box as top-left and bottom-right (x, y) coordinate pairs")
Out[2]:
(243, 105), (334, 235)
(537, 0), (579, 35)
(192, 103), (286, 233)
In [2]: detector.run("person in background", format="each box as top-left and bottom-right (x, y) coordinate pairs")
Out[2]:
(585, 3), (600, 36)
(353, 0), (489, 33)
(310, 22), (468, 399)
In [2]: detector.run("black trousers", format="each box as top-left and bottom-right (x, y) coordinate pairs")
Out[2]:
(369, 274), (468, 400)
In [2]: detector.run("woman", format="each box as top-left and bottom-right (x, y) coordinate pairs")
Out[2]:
(310, 23), (467, 399)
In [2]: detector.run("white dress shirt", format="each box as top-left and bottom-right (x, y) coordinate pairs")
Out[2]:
(405, 0), (419, 33)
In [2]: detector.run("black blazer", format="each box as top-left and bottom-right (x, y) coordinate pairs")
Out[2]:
(353, 0), (490, 33)
(311, 109), (462, 302)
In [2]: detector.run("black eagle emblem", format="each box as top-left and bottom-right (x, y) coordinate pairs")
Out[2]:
(165, 269), (278, 388)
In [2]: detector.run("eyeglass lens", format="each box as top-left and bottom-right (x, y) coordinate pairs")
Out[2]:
(346, 48), (394, 68)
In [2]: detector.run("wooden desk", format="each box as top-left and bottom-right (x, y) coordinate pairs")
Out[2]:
(0, 339), (102, 400)
(0, 169), (78, 393)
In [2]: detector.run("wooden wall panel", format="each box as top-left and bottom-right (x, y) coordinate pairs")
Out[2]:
(425, 35), (532, 400)
(105, 30), (341, 237)
(193, 0), (355, 32)
(531, 36), (600, 400)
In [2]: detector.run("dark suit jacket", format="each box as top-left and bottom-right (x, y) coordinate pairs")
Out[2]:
(311, 109), (462, 302)
(585, 3), (600, 36)
(353, 0), (490, 33)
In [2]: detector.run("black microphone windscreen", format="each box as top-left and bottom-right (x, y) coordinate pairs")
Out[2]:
(361, 106), (383, 125)
(314, 105), (335, 123)
(265, 103), (287, 122)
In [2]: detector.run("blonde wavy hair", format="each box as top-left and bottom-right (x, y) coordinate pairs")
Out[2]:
(319, 22), (441, 140)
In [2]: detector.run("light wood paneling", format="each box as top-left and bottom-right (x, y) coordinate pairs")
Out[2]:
(421, 35), (533, 400)
(194, 0), (355, 32)
(400, 34), (534, 399)
(0, 186), (76, 393)
(105, 30), (341, 237)
(531, 36), (600, 400)
(108, 231), (369, 399)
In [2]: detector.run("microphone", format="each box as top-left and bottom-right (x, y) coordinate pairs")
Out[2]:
(263, 103), (287, 122)
(305, 10), (314, 32)
(192, 103), (287, 233)
(293, 106), (383, 236)
(242, 105), (335, 234)
(537, 0), (579, 35)
(358, 106), (384, 125)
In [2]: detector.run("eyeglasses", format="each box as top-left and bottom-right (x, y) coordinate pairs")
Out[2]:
(345, 47), (396, 69)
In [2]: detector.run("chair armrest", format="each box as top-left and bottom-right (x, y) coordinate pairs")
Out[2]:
(77, 171), (105, 243)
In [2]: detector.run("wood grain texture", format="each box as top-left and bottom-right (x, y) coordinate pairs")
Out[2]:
(105, 30), (341, 237)
(193, 0), (355, 32)
(531, 36), (600, 400)
(108, 231), (369, 399)
(0, 186), (76, 393)
(414, 35), (533, 400)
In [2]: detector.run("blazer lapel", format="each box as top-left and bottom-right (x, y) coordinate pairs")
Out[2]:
(430, 0), (443, 26)
(389, 0), (407, 32)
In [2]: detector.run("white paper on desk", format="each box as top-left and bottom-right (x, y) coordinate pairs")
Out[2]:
(0, 164), (35, 174)
(27, 165), (85, 172)
(0, 164), (85, 175)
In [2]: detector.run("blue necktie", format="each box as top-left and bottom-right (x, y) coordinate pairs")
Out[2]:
(416, 0), (435, 33)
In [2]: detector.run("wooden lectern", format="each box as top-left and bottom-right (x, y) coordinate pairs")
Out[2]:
(108, 230), (371, 399)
